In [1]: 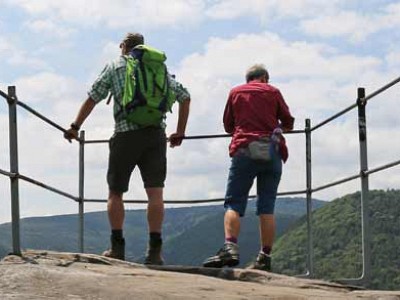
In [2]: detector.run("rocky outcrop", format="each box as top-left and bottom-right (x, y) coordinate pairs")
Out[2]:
(0, 250), (399, 299)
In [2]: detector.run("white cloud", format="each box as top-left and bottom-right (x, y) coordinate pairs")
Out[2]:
(0, 36), (48, 69)
(301, 12), (379, 42)
(24, 19), (75, 39)
(178, 32), (380, 89)
(206, 0), (344, 20)
(386, 51), (400, 66)
(0, 36), (12, 53)
(300, 3), (400, 42)
(14, 72), (82, 104)
(383, 2), (400, 24)
(9, 0), (205, 29)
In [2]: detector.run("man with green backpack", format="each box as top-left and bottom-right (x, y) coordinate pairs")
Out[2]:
(64, 33), (191, 264)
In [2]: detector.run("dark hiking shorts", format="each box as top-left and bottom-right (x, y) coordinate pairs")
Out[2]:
(107, 127), (167, 193)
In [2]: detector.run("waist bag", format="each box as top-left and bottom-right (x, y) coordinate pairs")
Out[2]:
(247, 137), (272, 161)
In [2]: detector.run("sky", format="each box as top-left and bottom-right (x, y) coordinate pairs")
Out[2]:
(1, 0), (400, 225)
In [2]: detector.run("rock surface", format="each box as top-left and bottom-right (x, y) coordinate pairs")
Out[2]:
(0, 250), (399, 299)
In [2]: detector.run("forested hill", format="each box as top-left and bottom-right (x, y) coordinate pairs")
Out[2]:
(273, 189), (400, 290)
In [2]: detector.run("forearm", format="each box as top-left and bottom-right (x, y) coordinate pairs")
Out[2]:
(223, 121), (234, 134)
(280, 116), (295, 132)
(176, 99), (190, 135)
(73, 97), (96, 128)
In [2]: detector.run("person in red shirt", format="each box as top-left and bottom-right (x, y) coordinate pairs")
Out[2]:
(203, 64), (294, 271)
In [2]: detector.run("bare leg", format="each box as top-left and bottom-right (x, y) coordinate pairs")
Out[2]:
(103, 190), (125, 260)
(224, 209), (241, 239)
(146, 187), (164, 233)
(107, 190), (124, 230)
(202, 209), (240, 268)
(259, 214), (275, 251)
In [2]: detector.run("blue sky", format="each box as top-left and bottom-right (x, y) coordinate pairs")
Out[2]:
(1, 0), (400, 224)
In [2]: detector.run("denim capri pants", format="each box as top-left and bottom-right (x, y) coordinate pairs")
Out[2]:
(224, 148), (282, 217)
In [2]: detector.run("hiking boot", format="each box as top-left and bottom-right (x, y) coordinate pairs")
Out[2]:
(102, 236), (125, 260)
(248, 252), (271, 271)
(202, 242), (239, 268)
(144, 240), (164, 265)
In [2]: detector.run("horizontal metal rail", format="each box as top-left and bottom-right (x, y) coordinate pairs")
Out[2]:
(0, 168), (15, 178)
(4, 166), (378, 205)
(0, 90), (12, 102)
(16, 100), (78, 138)
(312, 173), (361, 193)
(84, 189), (307, 204)
(84, 130), (305, 144)
(276, 189), (308, 196)
(84, 139), (109, 144)
(311, 76), (400, 132)
(311, 157), (400, 193)
(311, 103), (357, 132)
(84, 198), (225, 204)
(183, 134), (230, 140)
(0, 92), (81, 143)
(365, 158), (400, 176)
(364, 76), (400, 102)
(17, 173), (78, 202)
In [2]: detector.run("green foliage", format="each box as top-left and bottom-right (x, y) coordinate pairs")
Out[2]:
(273, 189), (400, 290)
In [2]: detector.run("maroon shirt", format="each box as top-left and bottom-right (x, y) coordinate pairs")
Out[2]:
(223, 80), (294, 162)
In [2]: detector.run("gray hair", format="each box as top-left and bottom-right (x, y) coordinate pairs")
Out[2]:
(245, 64), (269, 83)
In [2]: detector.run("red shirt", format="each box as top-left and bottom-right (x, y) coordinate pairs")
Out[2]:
(223, 80), (294, 161)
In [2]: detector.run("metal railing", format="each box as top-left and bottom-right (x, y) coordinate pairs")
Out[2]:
(1, 76), (400, 286)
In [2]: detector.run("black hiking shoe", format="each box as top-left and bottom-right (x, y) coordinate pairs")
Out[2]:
(144, 240), (164, 265)
(248, 252), (271, 271)
(202, 242), (239, 268)
(102, 236), (125, 261)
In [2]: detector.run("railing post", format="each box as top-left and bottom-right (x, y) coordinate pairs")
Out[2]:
(78, 130), (85, 253)
(8, 86), (21, 256)
(305, 118), (314, 277)
(357, 87), (371, 284)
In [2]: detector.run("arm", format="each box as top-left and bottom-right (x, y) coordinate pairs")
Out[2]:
(64, 97), (96, 142)
(169, 98), (190, 148)
(223, 92), (234, 134)
(276, 91), (294, 132)
(64, 63), (112, 142)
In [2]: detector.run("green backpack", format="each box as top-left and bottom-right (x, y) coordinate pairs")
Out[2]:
(121, 45), (176, 126)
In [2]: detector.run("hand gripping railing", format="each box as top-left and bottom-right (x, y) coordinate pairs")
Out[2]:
(1, 75), (400, 287)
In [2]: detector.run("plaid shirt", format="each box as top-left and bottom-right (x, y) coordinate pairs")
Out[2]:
(88, 55), (190, 132)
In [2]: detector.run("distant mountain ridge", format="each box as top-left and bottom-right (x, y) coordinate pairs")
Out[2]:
(0, 197), (325, 267)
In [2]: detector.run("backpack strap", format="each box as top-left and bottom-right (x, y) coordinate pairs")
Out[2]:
(158, 66), (170, 112)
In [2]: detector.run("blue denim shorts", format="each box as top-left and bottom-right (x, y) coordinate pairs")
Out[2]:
(224, 147), (282, 216)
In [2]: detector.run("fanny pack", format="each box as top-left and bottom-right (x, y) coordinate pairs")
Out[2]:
(247, 137), (272, 161)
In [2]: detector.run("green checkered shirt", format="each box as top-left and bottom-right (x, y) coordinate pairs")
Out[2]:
(88, 55), (190, 132)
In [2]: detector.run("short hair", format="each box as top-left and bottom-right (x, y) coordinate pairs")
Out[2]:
(245, 64), (269, 83)
(121, 32), (144, 50)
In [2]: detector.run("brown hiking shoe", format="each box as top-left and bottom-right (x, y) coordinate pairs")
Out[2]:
(247, 252), (271, 271)
(144, 244), (164, 266)
(102, 236), (125, 260)
(203, 242), (239, 268)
